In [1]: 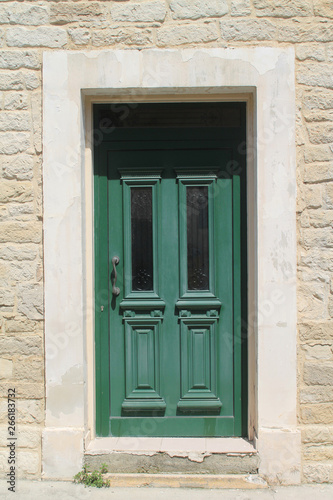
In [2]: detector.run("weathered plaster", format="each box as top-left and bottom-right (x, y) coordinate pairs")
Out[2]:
(43, 47), (299, 483)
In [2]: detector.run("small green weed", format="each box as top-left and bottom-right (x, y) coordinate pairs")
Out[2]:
(74, 463), (110, 488)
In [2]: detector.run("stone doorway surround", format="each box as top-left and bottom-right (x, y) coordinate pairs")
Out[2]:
(42, 48), (300, 484)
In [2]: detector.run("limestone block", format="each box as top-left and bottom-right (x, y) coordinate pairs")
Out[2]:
(304, 362), (333, 385)
(0, 132), (30, 154)
(0, 28), (3, 47)
(307, 210), (333, 228)
(298, 63), (333, 89)
(302, 227), (333, 249)
(24, 72), (40, 90)
(0, 3), (49, 26)
(112, 1), (166, 22)
(0, 261), (37, 283)
(329, 294), (333, 317)
(0, 206), (9, 220)
(304, 185), (322, 209)
(18, 284), (43, 320)
(157, 23), (219, 46)
(0, 382), (44, 399)
(0, 72), (24, 90)
(169, 0), (228, 20)
(301, 404), (333, 424)
(0, 222), (41, 243)
(0, 401), (7, 422)
(0, 287), (14, 309)
(301, 386), (333, 403)
(296, 44), (326, 62)
(0, 450), (7, 471)
(253, 0), (312, 18)
(13, 357), (43, 382)
(304, 110), (333, 124)
(17, 400), (44, 425)
(231, 0), (251, 16)
(302, 426), (333, 443)
(327, 44), (333, 62)
(298, 282), (327, 319)
(0, 336), (42, 356)
(278, 21), (333, 43)
(0, 112), (30, 132)
(4, 93), (29, 111)
(30, 92), (41, 154)
(12, 426), (41, 448)
(324, 184), (333, 208)
(7, 27), (67, 48)
(299, 269), (330, 284)
(0, 426), (9, 446)
(302, 344), (333, 361)
(304, 90), (333, 110)
(68, 28), (90, 46)
(300, 210), (310, 228)
(299, 321), (333, 342)
(304, 444), (333, 462)
(303, 462), (333, 483)
(300, 248), (333, 272)
(0, 358), (12, 378)
(9, 203), (35, 220)
(92, 28), (153, 47)
(5, 317), (41, 332)
(1, 155), (33, 181)
(329, 297), (333, 318)
(50, 2), (105, 25)
(314, 0), (333, 19)
(17, 450), (40, 474)
(304, 163), (333, 183)
(307, 123), (333, 144)
(220, 19), (276, 41)
(0, 180), (33, 203)
(304, 145), (333, 163)
(0, 50), (40, 70)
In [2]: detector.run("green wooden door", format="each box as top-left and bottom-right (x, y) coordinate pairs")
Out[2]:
(94, 103), (247, 437)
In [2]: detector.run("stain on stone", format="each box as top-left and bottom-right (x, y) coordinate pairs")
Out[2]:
(47, 364), (83, 417)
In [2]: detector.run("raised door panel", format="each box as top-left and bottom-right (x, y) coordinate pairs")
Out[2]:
(178, 318), (222, 413)
(122, 319), (166, 413)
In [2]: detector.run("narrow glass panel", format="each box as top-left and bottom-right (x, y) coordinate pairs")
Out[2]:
(187, 186), (209, 291)
(131, 187), (153, 291)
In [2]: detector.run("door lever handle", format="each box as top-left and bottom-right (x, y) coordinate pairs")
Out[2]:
(111, 256), (120, 296)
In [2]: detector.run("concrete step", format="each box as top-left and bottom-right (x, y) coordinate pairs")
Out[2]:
(85, 451), (259, 475)
(85, 437), (259, 476)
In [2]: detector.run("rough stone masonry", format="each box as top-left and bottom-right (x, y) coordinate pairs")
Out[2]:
(0, 0), (333, 483)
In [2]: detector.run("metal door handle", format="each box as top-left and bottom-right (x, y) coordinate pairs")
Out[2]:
(111, 256), (120, 296)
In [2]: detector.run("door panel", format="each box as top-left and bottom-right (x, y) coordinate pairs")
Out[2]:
(94, 103), (247, 437)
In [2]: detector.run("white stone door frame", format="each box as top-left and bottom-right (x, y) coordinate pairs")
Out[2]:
(42, 48), (300, 484)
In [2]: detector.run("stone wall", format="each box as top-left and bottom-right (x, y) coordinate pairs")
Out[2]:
(0, 0), (332, 482)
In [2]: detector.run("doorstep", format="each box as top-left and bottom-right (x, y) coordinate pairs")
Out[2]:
(85, 437), (259, 475)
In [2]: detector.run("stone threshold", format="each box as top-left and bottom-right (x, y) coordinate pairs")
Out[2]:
(86, 437), (257, 456)
(102, 473), (267, 489)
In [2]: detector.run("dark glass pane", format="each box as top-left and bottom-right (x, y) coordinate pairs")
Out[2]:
(187, 187), (209, 291)
(131, 187), (153, 291)
(97, 102), (241, 129)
